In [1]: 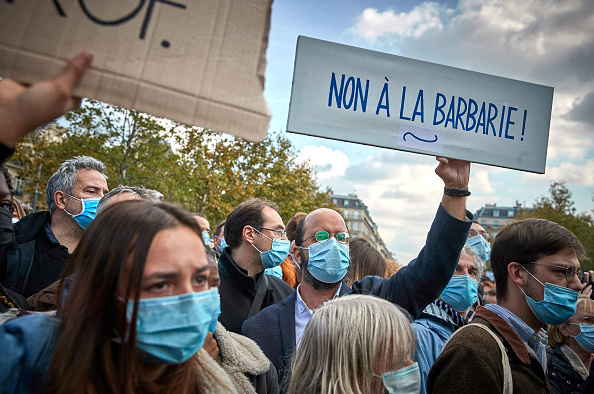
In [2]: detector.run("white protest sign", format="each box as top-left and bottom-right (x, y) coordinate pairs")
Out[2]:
(0, 0), (272, 142)
(287, 36), (554, 173)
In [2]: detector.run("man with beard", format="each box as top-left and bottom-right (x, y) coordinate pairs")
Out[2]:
(242, 157), (473, 389)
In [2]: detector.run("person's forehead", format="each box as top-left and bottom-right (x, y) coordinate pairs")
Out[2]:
(262, 206), (284, 228)
(110, 192), (139, 205)
(537, 248), (580, 267)
(457, 251), (476, 269)
(470, 222), (484, 232)
(194, 216), (209, 231)
(74, 169), (108, 188)
(304, 209), (347, 234)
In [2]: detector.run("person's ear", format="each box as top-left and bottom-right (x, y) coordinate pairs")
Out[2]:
(508, 262), (528, 287)
(242, 225), (257, 244)
(293, 244), (303, 266)
(54, 190), (68, 210)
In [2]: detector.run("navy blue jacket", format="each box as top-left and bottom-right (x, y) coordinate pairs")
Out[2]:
(241, 204), (472, 388)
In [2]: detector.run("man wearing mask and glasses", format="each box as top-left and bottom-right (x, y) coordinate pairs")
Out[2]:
(242, 157), (474, 389)
(428, 218), (585, 393)
(217, 199), (294, 334)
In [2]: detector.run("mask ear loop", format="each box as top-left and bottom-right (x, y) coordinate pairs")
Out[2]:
(63, 193), (84, 217)
(290, 253), (301, 272)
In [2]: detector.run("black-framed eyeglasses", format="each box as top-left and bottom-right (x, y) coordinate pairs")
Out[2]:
(303, 231), (350, 245)
(527, 262), (582, 282)
(252, 226), (286, 239)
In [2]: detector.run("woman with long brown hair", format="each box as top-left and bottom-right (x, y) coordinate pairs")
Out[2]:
(0, 201), (242, 393)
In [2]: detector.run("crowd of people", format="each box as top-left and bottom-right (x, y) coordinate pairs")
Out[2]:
(0, 53), (592, 394)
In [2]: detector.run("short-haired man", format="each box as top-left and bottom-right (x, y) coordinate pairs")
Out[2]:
(218, 199), (294, 333)
(0, 156), (108, 297)
(242, 157), (473, 387)
(427, 219), (585, 393)
(212, 221), (226, 257)
(413, 246), (485, 393)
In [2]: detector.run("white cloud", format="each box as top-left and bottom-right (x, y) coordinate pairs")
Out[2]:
(522, 159), (594, 186)
(353, 3), (448, 41)
(330, 0), (594, 262)
(298, 145), (351, 180)
(471, 171), (495, 193)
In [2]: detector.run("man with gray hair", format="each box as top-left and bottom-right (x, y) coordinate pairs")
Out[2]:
(96, 185), (163, 214)
(0, 156), (107, 298)
(412, 245), (486, 393)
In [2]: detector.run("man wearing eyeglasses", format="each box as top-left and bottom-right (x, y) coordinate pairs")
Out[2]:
(428, 218), (586, 393)
(242, 157), (474, 389)
(217, 198), (294, 334)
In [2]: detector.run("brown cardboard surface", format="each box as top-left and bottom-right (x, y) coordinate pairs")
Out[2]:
(0, 0), (272, 141)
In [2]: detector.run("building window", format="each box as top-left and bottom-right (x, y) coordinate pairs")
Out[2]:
(332, 198), (338, 205)
(343, 200), (349, 207)
(344, 210), (349, 218)
(508, 210), (514, 217)
(493, 209), (500, 217)
(352, 222), (359, 230)
(481, 219), (487, 227)
(493, 220), (499, 229)
(353, 210), (359, 219)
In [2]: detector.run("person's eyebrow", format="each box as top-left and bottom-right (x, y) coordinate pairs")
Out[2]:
(143, 271), (180, 281)
(143, 266), (210, 281)
(194, 266), (210, 275)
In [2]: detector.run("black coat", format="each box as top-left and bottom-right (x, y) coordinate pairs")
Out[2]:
(218, 248), (293, 334)
(0, 211), (70, 298)
(547, 344), (588, 394)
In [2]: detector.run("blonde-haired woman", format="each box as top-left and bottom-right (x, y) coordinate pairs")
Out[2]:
(547, 298), (594, 393)
(288, 294), (419, 394)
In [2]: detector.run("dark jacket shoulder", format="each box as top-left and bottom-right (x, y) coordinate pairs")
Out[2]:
(13, 211), (52, 244)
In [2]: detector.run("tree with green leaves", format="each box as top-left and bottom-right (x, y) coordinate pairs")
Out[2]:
(517, 181), (593, 269)
(11, 99), (334, 224)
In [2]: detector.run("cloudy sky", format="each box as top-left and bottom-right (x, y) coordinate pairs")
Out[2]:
(264, 0), (594, 263)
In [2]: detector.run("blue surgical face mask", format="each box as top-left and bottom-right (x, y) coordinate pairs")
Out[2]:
(209, 290), (221, 334)
(519, 267), (579, 326)
(64, 193), (100, 230)
(301, 237), (349, 283)
(219, 237), (228, 250)
(251, 227), (290, 269)
(573, 323), (594, 353)
(383, 362), (421, 394)
(440, 274), (478, 312)
(466, 235), (491, 262)
(264, 265), (284, 279)
(201, 231), (210, 246)
(130, 288), (220, 365)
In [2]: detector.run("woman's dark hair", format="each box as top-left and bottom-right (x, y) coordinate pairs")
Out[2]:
(46, 200), (204, 393)
(347, 238), (386, 286)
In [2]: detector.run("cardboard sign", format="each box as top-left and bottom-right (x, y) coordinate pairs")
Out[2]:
(287, 36), (554, 173)
(0, 0), (272, 142)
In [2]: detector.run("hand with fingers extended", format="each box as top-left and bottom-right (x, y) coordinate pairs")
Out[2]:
(0, 51), (93, 148)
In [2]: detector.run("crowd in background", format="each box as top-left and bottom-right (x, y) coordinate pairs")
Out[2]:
(0, 53), (592, 394)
